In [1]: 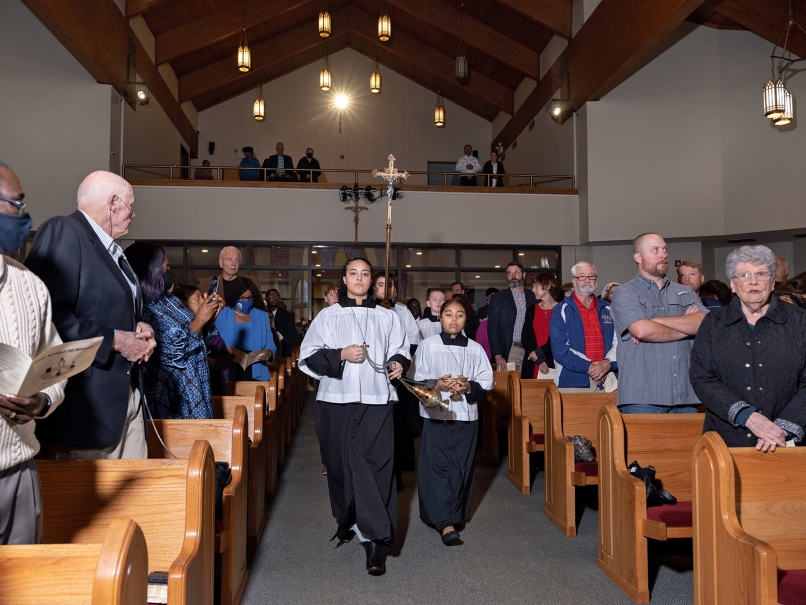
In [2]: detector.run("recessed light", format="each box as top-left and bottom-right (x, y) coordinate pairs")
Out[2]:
(317, 274), (322, 277)
(518, 253), (524, 256)
(315, 264), (320, 267)
(416, 251), (423, 255)
(475, 275), (480, 278)
(201, 249), (208, 253)
(312, 250), (318, 254)
(405, 264), (411, 268)
(494, 265), (500, 268)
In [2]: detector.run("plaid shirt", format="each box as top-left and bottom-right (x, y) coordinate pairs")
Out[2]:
(512, 289), (526, 344)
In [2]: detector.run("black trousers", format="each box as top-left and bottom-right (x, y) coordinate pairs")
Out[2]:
(393, 384), (420, 474)
(418, 418), (478, 533)
(316, 401), (397, 544)
(460, 176), (478, 186)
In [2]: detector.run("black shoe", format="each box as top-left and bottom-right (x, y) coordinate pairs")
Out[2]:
(331, 507), (356, 543)
(363, 540), (386, 575)
(395, 473), (403, 493)
(441, 530), (462, 546)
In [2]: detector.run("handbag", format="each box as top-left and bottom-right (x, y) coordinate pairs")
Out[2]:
(627, 460), (677, 507)
(567, 435), (596, 462)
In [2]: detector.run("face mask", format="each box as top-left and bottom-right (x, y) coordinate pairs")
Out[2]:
(306, 153), (313, 159)
(0, 212), (33, 254)
(163, 269), (175, 293)
(236, 300), (254, 314)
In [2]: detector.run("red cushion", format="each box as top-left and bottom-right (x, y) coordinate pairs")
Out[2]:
(779, 569), (806, 605)
(574, 461), (598, 477)
(645, 500), (692, 527)
(529, 433), (544, 444)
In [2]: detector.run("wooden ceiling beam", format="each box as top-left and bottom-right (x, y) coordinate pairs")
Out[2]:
(492, 0), (704, 152)
(21, 0), (198, 156)
(492, 0), (572, 39)
(179, 7), (352, 102)
(155, 0), (312, 65)
(351, 8), (514, 113)
(126, 0), (172, 20)
(386, 0), (540, 80)
(707, 0), (806, 58)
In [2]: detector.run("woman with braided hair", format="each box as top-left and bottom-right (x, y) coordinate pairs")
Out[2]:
(299, 257), (410, 575)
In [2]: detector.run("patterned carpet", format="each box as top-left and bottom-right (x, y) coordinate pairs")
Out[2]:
(242, 394), (694, 605)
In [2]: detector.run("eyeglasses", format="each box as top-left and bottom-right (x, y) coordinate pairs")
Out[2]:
(732, 271), (773, 282)
(0, 195), (27, 215)
(573, 275), (597, 282)
(238, 295), (254, 301)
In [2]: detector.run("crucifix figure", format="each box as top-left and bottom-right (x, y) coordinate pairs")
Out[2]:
(372, 154), (409, 303)
(345, 197), (367, 245)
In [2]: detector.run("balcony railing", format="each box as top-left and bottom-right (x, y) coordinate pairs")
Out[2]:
(122, 164), (576, 190)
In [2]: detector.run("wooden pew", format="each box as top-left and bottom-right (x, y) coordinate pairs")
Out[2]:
(596, 402), (704, 603)
(38, 440), (216, 605)
(543, 384), (617, 537)
(232, 378), (281, 497)
(693, 432), (806, 605)
(0, 517), (148, 605)
(284, 357), (298, 430)
(478, 369), (515, 463)
(506, 376), (553, 494)
(268, 362), (291, 461)
(147, 408), (249, 605)
(212, 387), (268, 547)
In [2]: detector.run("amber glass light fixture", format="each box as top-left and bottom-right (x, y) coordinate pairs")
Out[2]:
(370, 58), (381, 94)
(253, 84), (265, 121)
(318, 2), (331, 38)
(761, 0), (804, 126)
(774, 87), (794, 125)
(434, 92), (445, 127)
(378, 1), (391, 41)
(237, 28), (251, 72)
(320, 54), (332, 91)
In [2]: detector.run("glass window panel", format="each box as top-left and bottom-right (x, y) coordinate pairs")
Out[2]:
(459, 272), (510, 309)
(187, 245), (245, 266)
(399, 271), (458, 307)
(311, 269), (343, 318)
(459, 248), (512, 269)
(517, 249), (558, 271)
(251, 245), (308, 267)
(401, 247), (456, 268)
(313, 246), (397, 268)
(252, 270), (310, 323)
(163, 245), (184, 267)
(185, 268), (219, 288)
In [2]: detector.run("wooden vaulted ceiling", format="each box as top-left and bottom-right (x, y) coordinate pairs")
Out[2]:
(132, 0), (563, 121)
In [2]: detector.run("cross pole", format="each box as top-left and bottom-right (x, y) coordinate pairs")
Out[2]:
(345, 197), (367, 245)
(372, 155), (409, 305)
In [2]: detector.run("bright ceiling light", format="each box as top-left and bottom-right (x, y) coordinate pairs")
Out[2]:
(334, 93), (349, 108)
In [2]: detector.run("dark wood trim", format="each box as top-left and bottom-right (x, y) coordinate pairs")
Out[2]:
(492, 0), (573, 39)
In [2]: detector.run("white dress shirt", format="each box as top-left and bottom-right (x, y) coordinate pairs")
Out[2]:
(455, 154), (481, 174)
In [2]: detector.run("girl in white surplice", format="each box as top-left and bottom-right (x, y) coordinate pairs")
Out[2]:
(298, 257), (410, 575)
(415, 297), (493, 545)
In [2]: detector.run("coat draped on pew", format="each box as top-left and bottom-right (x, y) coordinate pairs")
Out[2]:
(37, 440), (216, 605)
(0, 517), (148, 605)
(596, 402), (704, 604)
(693, 431), (806, 605)
(147, 407), (249, 605)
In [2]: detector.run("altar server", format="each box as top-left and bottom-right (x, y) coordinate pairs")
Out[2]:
(415, 298), (493, 545)
(417, 287), (445, 341)
(299, 257), (410, 575)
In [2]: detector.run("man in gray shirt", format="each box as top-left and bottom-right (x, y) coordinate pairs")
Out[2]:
(611, 232), (707, 414)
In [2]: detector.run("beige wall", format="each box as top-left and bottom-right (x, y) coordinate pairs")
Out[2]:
(0, 0), (112, 225)
(194, 48), (492, 186)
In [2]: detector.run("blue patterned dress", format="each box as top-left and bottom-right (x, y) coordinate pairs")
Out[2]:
(141, 294), (214, 419)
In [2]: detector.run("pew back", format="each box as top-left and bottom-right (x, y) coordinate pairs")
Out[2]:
(479, 369), (514, 461)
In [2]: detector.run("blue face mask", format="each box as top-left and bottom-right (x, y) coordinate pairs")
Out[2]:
(0, 212), (32, 254)
(236, 299), (255, 314)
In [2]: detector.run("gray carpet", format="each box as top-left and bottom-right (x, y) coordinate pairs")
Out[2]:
(242, 395), (694, 605)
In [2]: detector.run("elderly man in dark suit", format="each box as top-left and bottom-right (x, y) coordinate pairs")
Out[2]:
(26, 171), (156, 459)
(488, 262), (536, 371)
(263, 142), (295, 182)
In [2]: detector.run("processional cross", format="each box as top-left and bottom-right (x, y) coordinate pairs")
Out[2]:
(345, 198), (367, 245)
(372, 155), (409, 300)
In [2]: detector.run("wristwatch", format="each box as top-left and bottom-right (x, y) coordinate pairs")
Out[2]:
(35, 394), (52, 419)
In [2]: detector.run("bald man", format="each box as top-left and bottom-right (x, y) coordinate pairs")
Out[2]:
(199, 245), (260, 300)
(26, 170), (156, 459)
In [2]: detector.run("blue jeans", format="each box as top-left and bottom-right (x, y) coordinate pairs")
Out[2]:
(618, 404), (700, 414)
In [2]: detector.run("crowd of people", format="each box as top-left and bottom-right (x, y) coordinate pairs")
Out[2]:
(1, 161), (804, 579)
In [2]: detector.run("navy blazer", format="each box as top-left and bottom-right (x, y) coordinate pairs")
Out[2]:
(487, 287), (537, 360)
(25, 210), (139, 449)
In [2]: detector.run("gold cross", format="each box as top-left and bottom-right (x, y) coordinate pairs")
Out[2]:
(372, 154), (410, 185)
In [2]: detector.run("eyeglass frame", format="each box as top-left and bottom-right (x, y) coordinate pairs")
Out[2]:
(573, 275), (598, 282)
(731, 271), (774, 282)
(0, 195), (27, 215)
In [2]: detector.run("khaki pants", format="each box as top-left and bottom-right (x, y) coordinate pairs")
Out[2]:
(508, 343), (525, 371)
(0, 459), (42, 544)
(50, 388), (147, 460)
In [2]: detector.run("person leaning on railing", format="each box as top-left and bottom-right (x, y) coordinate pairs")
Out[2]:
(482, 151), (506, 187)
(194, 160), (214, 180)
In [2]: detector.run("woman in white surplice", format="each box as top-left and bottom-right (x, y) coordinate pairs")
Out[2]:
(299, 257), (410, 575)
(415, 298), (493, 546)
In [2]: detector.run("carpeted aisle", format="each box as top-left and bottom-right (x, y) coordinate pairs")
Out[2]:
(242, 394), (694, 605)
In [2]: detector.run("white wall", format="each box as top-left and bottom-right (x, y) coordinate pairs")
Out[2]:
(195, 48), (492, 186)
(0, 0), (111, 225)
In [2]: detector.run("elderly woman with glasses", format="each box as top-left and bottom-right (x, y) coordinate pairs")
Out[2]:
(690, 245), (806, 450)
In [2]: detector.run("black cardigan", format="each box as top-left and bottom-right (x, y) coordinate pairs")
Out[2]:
(520, 303), (555, 379)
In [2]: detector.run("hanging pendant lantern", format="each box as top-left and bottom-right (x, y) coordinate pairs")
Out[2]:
(378, 1), (391, 41)
(237, 28), (251, 72)
(319, 55), (332, 91)
(253, 84), (265, 121)
(370, 58), (381, 94)
(434, 92), (445, 127)
(318, 5), (331, 38)
(455, 40), (468, 80)
(774, 87), (794, 125)
(763, 78), (787, 119)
